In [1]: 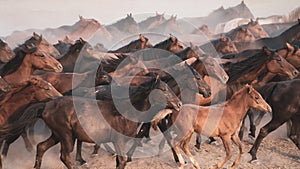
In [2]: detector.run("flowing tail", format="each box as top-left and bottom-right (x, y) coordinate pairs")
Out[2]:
(151, 109), (173, 131)
(0, 102), (46, 141)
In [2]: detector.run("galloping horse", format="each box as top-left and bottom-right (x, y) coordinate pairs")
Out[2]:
(200, 34), (238, 56)
(153, 34), (186, 53)
(108, 34), (152, 53)
(0, 44), (62, 86)
(6, 74), (181, 169)
(152, 85), (271, 169)
(0, 76), (62, 169)
(249, 79), (300, 162)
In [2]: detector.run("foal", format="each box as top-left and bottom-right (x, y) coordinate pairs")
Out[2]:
(152, 85), (271, 169)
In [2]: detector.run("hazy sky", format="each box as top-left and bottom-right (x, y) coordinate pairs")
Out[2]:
(0, 0), (299, 36)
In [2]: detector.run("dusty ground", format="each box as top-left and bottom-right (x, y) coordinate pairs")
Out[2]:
(3, 115), (300, 169)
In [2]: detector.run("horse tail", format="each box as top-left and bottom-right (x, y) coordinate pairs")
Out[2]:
(0, 102), (46, 141)
(151, 109), (173, 131)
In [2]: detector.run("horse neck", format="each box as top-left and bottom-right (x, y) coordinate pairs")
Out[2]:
(226, 87), (249, 118)
(4, 55), (34, 85)
(0, 86), (35, 126)
(237, 62), (267, 84)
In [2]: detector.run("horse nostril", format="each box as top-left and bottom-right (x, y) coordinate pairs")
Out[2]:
(57, 64), (63, 70)
(293, 70), (299, 76)
(178, 102), (182, 108)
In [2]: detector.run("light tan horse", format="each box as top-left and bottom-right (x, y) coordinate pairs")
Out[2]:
(152, 85), (272, 169)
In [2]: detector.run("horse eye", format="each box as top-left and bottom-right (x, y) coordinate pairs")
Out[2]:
(255, 96), (259, 100)
(40, 54), (45, 58)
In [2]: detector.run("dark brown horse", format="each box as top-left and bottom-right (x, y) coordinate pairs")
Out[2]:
(58, 38), (99, 72)
(7, 74), (181, 169)
(108, 34), (152, 53)
(0, 39), (15, 63)
(153, 34), (186, 53)
(0, 44), (63, 86)
(152, 85), (271, 169)
(54, 36), (74, 56)
(249, 79), (300, 162)
(0, 68), (112, 158)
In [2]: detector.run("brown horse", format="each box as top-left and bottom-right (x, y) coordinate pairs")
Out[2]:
(7, 74), (181, 169)
(0, 76), (62, 169)
(0, 44), (63, 86)
(200, 34), (238, 56)
(226, 26), (255, 42)
(249, 79), (300, 162)
(152, 85), (272, 169)
(139, 12), (166, 31)
(23, 32), (61, 59)
(108, 34), (152, 53)
(245, 19), (269, 39)
(234, 19), (300, 51)
(0, 39), (15, 63)
(153, 34), (186, 53)
(226, 47), (298, 86)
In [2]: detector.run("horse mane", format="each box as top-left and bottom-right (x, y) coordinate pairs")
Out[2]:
(0, 47), (36, 77)
(129, 73), (156, 99)
(153, 37), (174, 50)
(175, 47), (193, 60)
(278, 20), (300, 40)
(108, 38), (147, 53)
(227, 50), (269, 84)
(101, 53), (130, 72)
(59, 39), (86, 61)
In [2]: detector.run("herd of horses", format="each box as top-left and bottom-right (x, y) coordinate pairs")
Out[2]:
(0, 18), (299, 169)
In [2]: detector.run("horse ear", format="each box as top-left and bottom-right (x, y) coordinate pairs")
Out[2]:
(286, 42), (294, 52)
(139, 34), (146, 42)
(298, 18), (300, 24)
(22, 44), (37, 54)
(79, 15), (83, 20)
(220, 34), (227, 41)
(262, 46), (272, 56)
(33, 32), (40, 40)
(255, 18), (259, 23)
(130, 13), (132, 17)
(170, 34), (176, 42)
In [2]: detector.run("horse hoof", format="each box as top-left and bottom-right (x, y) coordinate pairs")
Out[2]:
(249, 159), (260, 165)
(143, 138), (152, 144)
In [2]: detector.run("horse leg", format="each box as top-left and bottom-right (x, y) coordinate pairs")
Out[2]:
(113, 142), (127, 169)
(212, 135), (232, 169)
(238, 116), (246, 140)
(248, 109), (256, 138)
(75, 140), (86, 165)
(290, 116), (300, 149)
(254, 111), (265, 127)
(28, 119), (37, 144)
(59, 132), (75, 169)
(157, 118), (180, 163)
(34, 134), (59, 169)
(181, 132), (200, 169)
(249, 119), (286, 161)
(141, 122), (152, 143)
(231, 133), (244, 168)
(194, 133), (202, 150)
(92, 144), (100, 155)
(21, 129), (34, 152)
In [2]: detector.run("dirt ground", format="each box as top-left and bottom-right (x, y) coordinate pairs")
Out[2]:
(3, 115), (300, 169)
